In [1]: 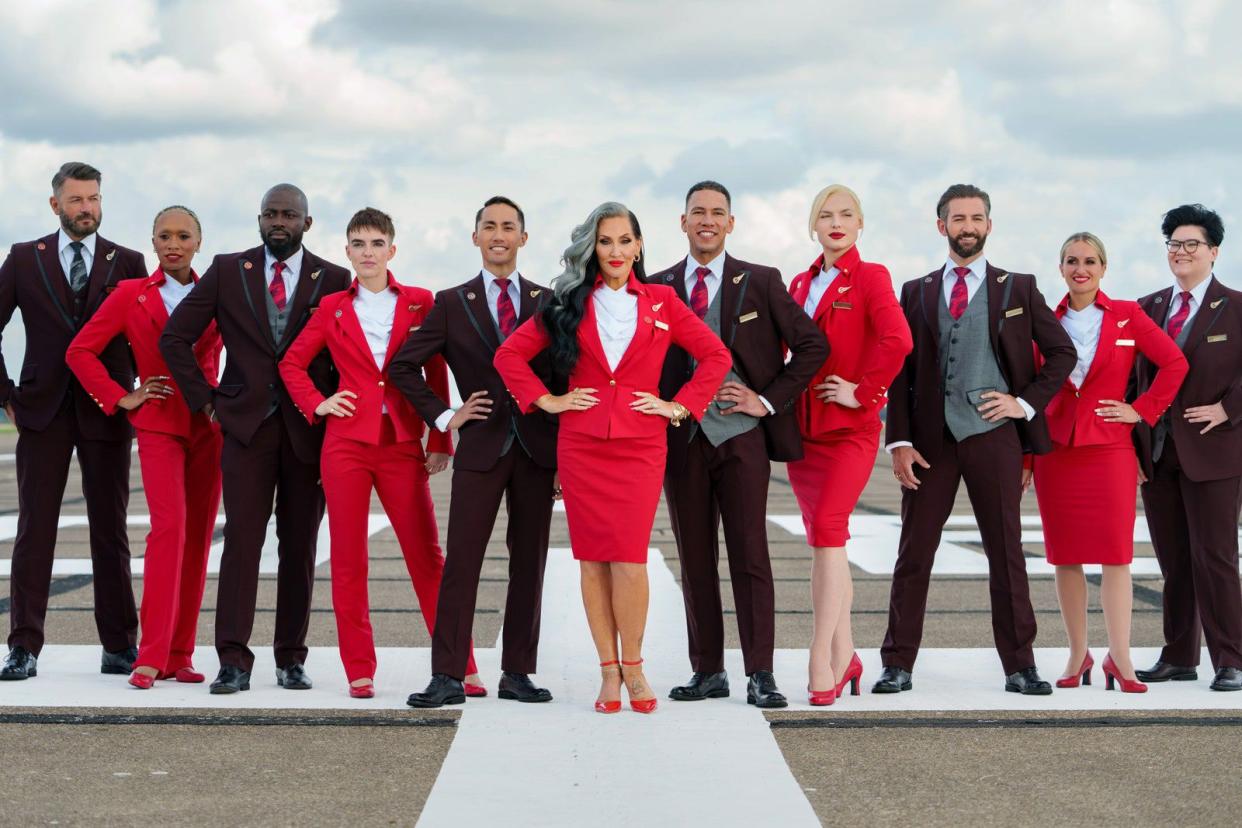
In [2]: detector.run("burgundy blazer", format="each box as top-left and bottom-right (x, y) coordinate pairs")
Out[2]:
(885, 263), (1076, 461)
(1133, 276), (1242, 482)
(0, 231), (146, 438)
(280, 275), (453, 453)
(646, 253), (827, 466)
(159, 244), (350, 462)
(389, 272), (560, 473)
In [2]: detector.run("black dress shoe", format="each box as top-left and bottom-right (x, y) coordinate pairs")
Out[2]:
(276, 663), (312, 690)
(1005, 667), (1053, 695)
(209, 665), (251, 694)
(871, 666), (912, 693)
(100, 646), (138, 675)
(1135, 661), (1198, 682)
(669, 671), (730, 701)
(1210, 667), (1242, 691)
(0, 646), (37, 680)
(497, 672), (552, 703)
(406, 673), (465, 708)
(746, 670), (788, 709)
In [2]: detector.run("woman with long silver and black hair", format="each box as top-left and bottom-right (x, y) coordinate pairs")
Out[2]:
(495, 202), (730, 714)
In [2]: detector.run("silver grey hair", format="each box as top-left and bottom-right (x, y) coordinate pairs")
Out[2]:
(551, 201), (636, 299)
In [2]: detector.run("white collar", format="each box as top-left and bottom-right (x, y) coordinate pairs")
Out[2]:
(482, 268), (521, 287)
(943, 257), (987, 282)
(1171, 274), (1213, 307)
(265, 246), (304, 276)
(684, 252), (725, 282)
(58, 230), (97, 257)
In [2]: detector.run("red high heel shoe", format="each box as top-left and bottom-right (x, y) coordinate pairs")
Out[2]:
(808, 686), (836, 706)
(834, 653), (863, 699)
(349, 680), (375, 699)
(128, 670), (157, 690)
(1102, 654), (1147, 694)
(595, 661), (622, 714)
(464, 682), (487, 698)
(1055, 651), (1094, 689)
(621, 659), (658, 714)
(160, 666), (205, 683)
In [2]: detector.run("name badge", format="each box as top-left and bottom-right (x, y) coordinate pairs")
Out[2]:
(832, 301), (852, 310)
(1004, 307), (1024, 318)
(738, 311), (758, 323)
(654, 320), (669, 331)
(1116, 339), (1135, 347)
(1207, 333), (1228, 343)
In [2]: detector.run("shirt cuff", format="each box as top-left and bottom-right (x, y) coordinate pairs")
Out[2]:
(885, 441), (913, 453)
(758, 395), (775, 416)
(434, 409), (455, 432)
(1016, 396), (1035, 421)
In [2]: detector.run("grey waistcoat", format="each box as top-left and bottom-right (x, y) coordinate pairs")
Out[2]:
(264, 287), (294, 416)
(938, 282), (1009, 442)
(1152, 303), (1193, 462)
(691, 285), (759, 447)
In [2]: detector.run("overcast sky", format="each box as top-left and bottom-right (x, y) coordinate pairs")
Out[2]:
(1, 0), (1238, 367)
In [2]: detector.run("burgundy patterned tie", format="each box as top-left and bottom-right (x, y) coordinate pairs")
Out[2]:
(948, 266), (970, 320)
(495, 277), (517, 337)
(690, 266), (711, 319)
(270, 261), (288, 311)
(1166, 290), (1193, 339)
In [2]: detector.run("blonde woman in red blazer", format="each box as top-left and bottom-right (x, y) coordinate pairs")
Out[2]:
(66, 206), (222, 689)
(495, 202), (730, 714)
(280, 209), (475, 699)
(1029, 232), (1188, 693)
(786, 185), (912, 704)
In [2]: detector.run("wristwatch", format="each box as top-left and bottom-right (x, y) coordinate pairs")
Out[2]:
(670, 402), (691, 427)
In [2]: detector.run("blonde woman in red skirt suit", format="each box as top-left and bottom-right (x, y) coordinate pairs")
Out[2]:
(495, 202), (730, 714)
(786, 185), (912, 704)
(1029, 232), (1188, 693)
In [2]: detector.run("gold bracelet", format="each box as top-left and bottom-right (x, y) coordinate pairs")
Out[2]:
(670, 402), (690, 427)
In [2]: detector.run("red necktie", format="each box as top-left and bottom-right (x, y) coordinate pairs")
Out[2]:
(495, 277), (517, 337)
(270, 261), (288, 311)
(1166, 290), (1193, 340)
(948, 266), (970, 320)
(690, 266), (711, 319)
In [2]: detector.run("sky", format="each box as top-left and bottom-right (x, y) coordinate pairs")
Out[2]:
(1, 0), (1238, 368)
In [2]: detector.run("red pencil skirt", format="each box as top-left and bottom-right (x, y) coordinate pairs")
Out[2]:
(1033, 442), (1136, 565)
(558, 429), (666, 564)
(786, 423), (880, 548)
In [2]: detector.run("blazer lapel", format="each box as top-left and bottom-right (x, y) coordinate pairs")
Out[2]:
(658, 262), (691, 305)
(460, 275), (500, 352)
(1082, 301), (1119, 383)
(614, 283), (661, 374)
(1181, 277), (1228, 358)
(384, 291), (420, 368)
(140, 276), (170, 329)
(919, 269), (942, 344)
(239, 247), (276, 352)
(34, 234), (75, 329)
(985, 263), (1008, 355)
(719, 255), (742, 346)
(84, 236), (119, 315)
(278, 251), (321, 351)
(1147, 287), (1173, 329)
(335, 293), (377, 368)
(579, 293), (613, 373)
(517, 275), (544, 323)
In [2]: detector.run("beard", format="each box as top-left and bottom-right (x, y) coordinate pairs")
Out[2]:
(59, 210), (100, 238)
(261, 227), (303, 260)
(948, 229), (987, 260)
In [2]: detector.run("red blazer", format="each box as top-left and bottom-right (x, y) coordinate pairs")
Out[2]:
(1040, 292), (1187, 448)
(788, 246), (912, 436)
(66, 269), (221, 438)
(494, 274), (731, 439)
(279, 274), (453, 452)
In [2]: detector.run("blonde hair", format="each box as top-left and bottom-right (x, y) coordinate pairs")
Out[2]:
(808, 184), (863, 240)
(1059, 231), (1108, 266)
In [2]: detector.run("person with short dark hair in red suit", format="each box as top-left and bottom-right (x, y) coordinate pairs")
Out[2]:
(787, 184), (912, 705)
(1028, 232), (1187, 695)
(399, 196), (560, 710)
(1133, 204), (1242, 692)
(647, 180), (827, 710)
(495, 202), (731, 714)
(0, 162), (146, 682)
(280, 207), (475, 698)
(66, 205), (224, 690)
(880, 183), (1077, 696)
(160, 184), (351, 694)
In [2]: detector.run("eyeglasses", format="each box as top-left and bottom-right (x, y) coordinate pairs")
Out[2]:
(1165, 239), (1210, 253)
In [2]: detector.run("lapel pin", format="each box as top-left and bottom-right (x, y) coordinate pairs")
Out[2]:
(409, 326), (419, 332)
(1211, 298), (1224, 308)
(410, 304), (421, 312)
(106, 250), (115, 262)
(664, 274), (674, 283)
(311, 269), (321, 281)
(838, 285), (852, 294)
(1117, 318), (1130, 328)
(924, 276), (933, 283)
(643, 316), (653, 324)
(651, 302), (663, 312)
(530, 289), (541, 297)
(334, 309), (342, 318)
(1154, 295), (1163, 304)
(137, 294), (146, 303)
(37, 242), (46, 251)
(996, 273), (1009, 283)
(732, 274), (743, 284)
(244, 261), (253, 270)
(466, 291), (477, 300)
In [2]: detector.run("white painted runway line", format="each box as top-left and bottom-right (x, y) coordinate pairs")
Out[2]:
(766, 514), (1192, 576)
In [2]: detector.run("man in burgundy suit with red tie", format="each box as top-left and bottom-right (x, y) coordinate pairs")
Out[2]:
(648, 181), (828, 708)
(396, 196), (561, 708)
(0, 163), (146, 681)
(1134, 203), (1242, 692)
(160, 184), (350, 694)
(881, 184), (1076, 695)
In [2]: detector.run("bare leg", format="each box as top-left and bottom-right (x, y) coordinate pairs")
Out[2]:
(580, 561), (620, 704)
(1100, 564), (1138, 680)
(829, 548), (855, 675)
(809, 547), (849, 691)
(611, 562), (655, 703)
(1054, 564), (1089, 677)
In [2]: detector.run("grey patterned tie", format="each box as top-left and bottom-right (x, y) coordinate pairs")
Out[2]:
(69, 241), (88, 294)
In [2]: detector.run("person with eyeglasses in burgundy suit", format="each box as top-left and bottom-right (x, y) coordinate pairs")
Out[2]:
(1133, 204), (1242, 692)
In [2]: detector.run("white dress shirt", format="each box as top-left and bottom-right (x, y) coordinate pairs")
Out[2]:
(1166, 275), (1213, 334)
(264, 246), (304, 300)
(682, 253), (724, 307)
(159, 276), (196, 318)
(802, 265), (839, 317)
(593, 282), (638, 371)
(354, 284), (397, 414)
(483, 267), (523, 329)
(1061, 303), (1104, 388)
(57, 230), (96, 284)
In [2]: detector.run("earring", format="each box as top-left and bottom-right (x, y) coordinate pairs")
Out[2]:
(634, 252), (641, 262)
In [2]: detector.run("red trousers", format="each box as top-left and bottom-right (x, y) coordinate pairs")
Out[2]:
(322, 418), (477, 682)
(133, 418), (222, 673)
